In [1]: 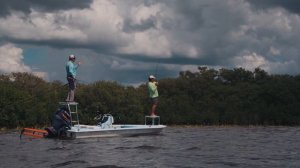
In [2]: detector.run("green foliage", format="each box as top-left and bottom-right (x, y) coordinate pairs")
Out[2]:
(1, 67), (300, 128)
(0, 73), (49, 128)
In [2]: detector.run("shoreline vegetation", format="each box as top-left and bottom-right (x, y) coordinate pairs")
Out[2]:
(1, 66), (300, 128)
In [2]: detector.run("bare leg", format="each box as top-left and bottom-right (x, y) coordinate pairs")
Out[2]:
(151, 104), (157, 116)
(66, 89), (75, 101)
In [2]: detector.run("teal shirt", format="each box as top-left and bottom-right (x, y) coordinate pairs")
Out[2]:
(147, 82), (159, 98)
(66, 61), (78, 78)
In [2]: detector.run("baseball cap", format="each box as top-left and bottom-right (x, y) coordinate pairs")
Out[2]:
(69, 54), (75, 59)
(149, 75), (156, 79)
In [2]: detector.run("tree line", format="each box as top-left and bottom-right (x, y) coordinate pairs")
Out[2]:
(1, 66), (300, 128)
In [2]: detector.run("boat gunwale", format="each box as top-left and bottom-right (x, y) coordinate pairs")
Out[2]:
(67, 124), (167, 133)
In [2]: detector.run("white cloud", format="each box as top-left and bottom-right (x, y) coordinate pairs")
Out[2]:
(0, 43), (48, 79)
(232, 51), (300, 75)
(117, 2), (172, 57)
(233, 52), (269, 71)
(129, 3), (160, 25)
(118, 30), (171, 57)
(0, 43), (31, 73)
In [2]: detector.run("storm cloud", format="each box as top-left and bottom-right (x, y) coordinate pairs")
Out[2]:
(247, 0), (300, 14)
(0, 0), (92, 16)
(0, 0), (300, 84)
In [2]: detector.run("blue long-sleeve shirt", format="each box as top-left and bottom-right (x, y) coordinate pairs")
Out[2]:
(66, 61), (78, 78)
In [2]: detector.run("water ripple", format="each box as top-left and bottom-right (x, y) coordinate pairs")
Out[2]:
(185, 146), (201, 151)
(134, 145), (160, 150)
(114, 146), (132, 150)
(47, 146), (68, 151)
(86, 165), (126, 168)
(51, 160), (87, 167)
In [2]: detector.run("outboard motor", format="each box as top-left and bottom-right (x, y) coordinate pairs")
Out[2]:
(45, 107), (71, 138)
(97, 114), (114, 129)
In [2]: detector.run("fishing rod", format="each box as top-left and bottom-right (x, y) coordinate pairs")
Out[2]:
(154, 64), (159, 84)
(154, 64), (158, 80)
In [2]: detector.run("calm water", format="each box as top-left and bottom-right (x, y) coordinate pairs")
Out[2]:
(0, 126), (299, 168)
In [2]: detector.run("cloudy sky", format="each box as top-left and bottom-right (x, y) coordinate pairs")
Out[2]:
(0, 0), (300, 85)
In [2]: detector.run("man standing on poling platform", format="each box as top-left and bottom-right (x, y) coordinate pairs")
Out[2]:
(65, 54), (81, 102)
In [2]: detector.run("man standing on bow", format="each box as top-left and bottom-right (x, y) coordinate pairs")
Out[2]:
(65, 54), (81, 102)
(147, 75), (159, 116)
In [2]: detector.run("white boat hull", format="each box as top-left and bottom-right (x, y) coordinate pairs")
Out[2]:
(66, 124), (166, 139)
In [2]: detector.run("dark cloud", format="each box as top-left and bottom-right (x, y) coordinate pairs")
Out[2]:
(8, 37), (117, 53)
(161, 0), (206, 31)
(247, 0), (300, 14)
(116, 54), (214, 66)
(2, 0), (300, 84)
(0, 0), (92, 16)
(122, 16), (157, 33)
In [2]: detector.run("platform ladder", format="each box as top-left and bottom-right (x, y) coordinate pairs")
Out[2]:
(59, 102), (80, 130)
